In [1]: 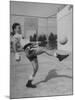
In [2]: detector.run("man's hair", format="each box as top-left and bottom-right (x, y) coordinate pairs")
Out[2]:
(12, 23), (20, 35)
(12, 23), (20, 31)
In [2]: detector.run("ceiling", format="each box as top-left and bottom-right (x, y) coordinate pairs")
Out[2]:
(10, 1), (67, 18)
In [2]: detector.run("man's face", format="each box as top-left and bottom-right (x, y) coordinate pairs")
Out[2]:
(15, 25), (21, 34)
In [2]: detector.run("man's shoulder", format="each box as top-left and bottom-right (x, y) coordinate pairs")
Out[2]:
(14, 33), (22, 38)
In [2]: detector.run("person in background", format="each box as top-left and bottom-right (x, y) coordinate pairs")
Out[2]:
(11, 23), (23, 61)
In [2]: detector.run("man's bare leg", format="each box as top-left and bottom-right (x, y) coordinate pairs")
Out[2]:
(12, 39), (21, 61)
(34, 47), (69, 61)
(43, 49), (69, 61)
(26, 58), (38, 88)
(32, 58), (39, 77)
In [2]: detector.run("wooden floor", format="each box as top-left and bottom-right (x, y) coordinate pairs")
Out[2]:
(10, 50), (73, 99)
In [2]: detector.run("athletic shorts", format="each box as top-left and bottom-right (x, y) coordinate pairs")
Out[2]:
(23, 43), (37, 61)
(27, 50), (37, 61)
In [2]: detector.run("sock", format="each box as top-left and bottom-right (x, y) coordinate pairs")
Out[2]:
(29, 75), (34, 80)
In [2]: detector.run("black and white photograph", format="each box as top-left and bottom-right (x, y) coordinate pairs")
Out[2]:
(10, 1), (73, 99)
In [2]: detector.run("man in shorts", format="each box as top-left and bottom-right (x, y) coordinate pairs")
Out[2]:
(11, 23), (23, 60)
(21, 40), (69, 88)
(11, 23), (69, 88)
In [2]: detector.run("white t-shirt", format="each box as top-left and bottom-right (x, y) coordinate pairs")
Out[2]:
(11, 33), (30, 48)
(11, 33), (22, 42)
(20, 38), (30, 48)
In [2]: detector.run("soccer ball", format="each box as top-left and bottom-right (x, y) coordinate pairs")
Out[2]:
(59, 37), (68, 45)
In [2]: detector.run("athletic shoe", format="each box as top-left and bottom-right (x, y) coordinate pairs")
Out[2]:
(57, 54), (69, 61)
(26, 80), (36, 88)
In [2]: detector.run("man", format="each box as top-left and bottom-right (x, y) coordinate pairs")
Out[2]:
(21, 40), (69, 88)
(11, 23), (69, 88)
(11, 23), (23, 60)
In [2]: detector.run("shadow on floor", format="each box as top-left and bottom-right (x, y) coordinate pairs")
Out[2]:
(34, 69), (72, 85)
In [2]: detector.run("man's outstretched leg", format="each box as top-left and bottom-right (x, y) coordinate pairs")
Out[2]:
(32, 47), (69, 61)
(44, 49), (69, 61)
(26, 58), (38, 88)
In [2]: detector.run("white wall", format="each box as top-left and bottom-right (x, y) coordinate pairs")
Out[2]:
(24, 17), (38, 39)
(48, 18), (57, 35)
(57, 5), (73, 52)
(38, 18), (48, 36)
(38, 18), (57, 37)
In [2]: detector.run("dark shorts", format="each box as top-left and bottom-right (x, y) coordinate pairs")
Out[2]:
(23, 43), (37, 61)
(27, 50), (37, 61)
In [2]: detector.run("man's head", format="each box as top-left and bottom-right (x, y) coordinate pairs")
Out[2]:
(12, 23), (21, 34)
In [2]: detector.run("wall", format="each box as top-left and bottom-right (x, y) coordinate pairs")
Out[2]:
(38, 18), (48, 36)
(57, 5), (73, 52)
(24, 17), (38, 39)
(48, 18), (57, 35)
(38, 18), (57, 38)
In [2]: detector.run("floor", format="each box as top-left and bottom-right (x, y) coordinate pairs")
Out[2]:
(10, 50), (73, 99)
